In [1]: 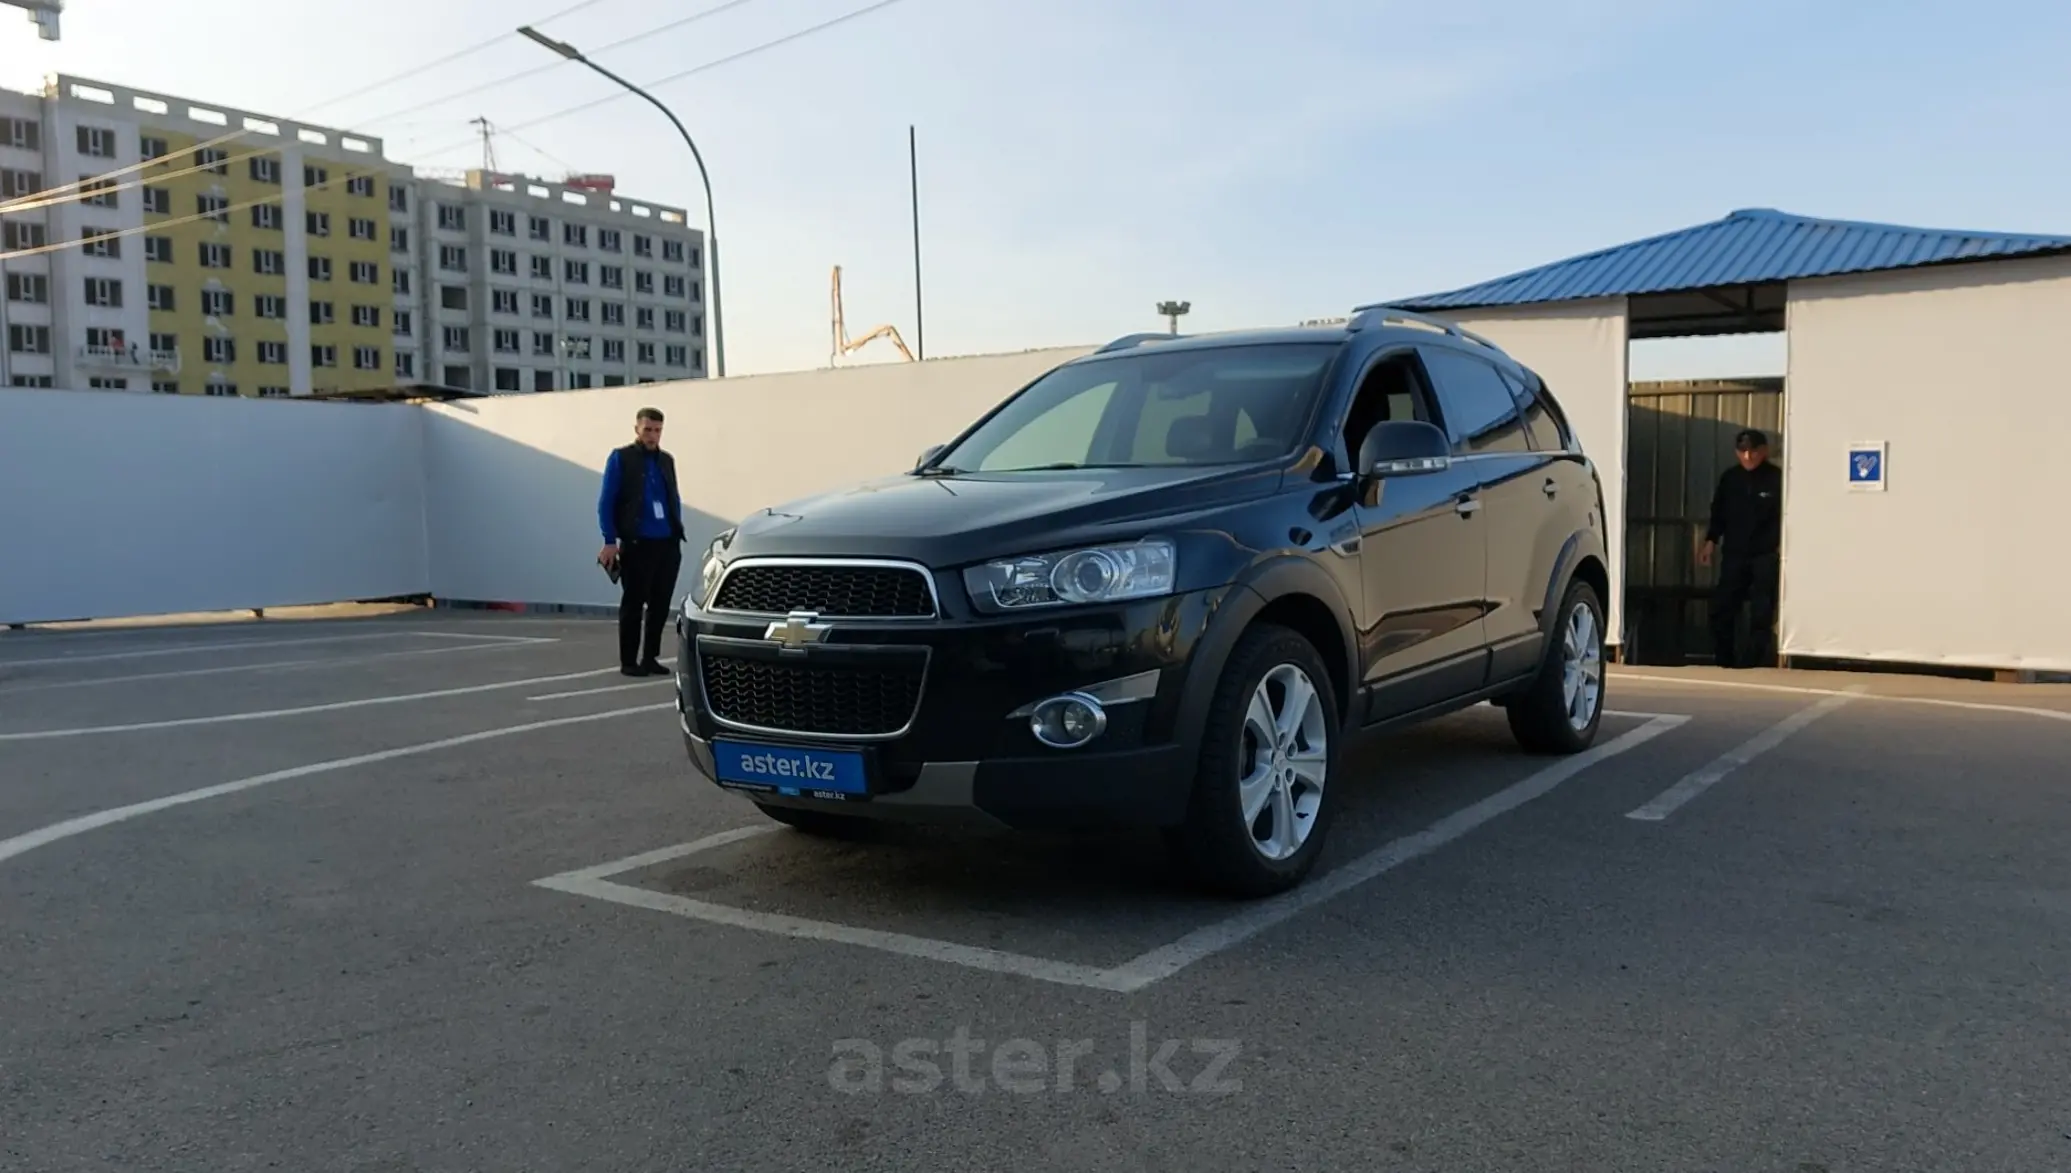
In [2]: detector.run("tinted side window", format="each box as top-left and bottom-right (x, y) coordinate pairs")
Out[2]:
(1419, 347), (1530, 454)
(1503, 368), (1566, 452)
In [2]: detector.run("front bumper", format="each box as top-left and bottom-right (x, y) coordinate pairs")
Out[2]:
(673, 585), (1233, 831)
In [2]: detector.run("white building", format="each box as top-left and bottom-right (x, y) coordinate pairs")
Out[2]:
(406, 169), (708, 394)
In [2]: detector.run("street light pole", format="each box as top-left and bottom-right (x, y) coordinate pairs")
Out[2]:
(1156, 300), (1191, 335)
(517, 25), (726, 380)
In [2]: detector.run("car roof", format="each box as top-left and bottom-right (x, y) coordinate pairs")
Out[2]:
(1069, 312), (1533, 380)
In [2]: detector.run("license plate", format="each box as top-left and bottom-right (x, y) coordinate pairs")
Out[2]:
(711, 739), (869, 797)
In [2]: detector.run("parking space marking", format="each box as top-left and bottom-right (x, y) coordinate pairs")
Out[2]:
(1625, 689), (1862, 823)
(1102, 713), (1691, 991)
(535, 827), (1128, 991)
(535, 713), (1690, 994)
(0, 658), (674, 742)
(1614, 671), (2071, 725)
(0, 630), (543, 670)
(0, 703), (674, 867)
(0, 638), (560, 696)
(528, 680), (675, 701)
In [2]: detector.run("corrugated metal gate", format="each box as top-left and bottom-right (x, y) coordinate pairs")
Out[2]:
(1623, 378), (1785, 665)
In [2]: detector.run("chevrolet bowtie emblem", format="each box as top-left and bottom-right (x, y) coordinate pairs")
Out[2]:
(764, 610), (831, 651)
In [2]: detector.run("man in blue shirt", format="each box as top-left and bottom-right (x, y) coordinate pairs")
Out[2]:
(598, 407), (687, 676)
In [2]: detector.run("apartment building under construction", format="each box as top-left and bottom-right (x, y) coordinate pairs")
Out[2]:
(1, 73), (707, 396)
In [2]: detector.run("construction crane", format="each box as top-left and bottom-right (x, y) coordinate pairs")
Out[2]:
(830, 265), (915, 365)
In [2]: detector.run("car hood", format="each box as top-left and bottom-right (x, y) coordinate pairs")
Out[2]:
(722, 464), (1283, 566)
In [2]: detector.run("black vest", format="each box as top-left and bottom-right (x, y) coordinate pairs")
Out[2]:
(615, 442), (684, 542)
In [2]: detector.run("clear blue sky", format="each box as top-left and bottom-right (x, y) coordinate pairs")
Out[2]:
(8, 0), (2069, 377)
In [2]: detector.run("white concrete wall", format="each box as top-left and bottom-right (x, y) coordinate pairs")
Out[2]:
(1781, 254), (2071, 673)
(418, 347), (1093, 609)
(0, 387), (430, 625)
(1426, 299), (1633, 644)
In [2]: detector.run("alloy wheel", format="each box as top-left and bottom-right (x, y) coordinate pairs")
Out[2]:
(1238, 663), (1329, 861)
(1561, 601), (1604, 730)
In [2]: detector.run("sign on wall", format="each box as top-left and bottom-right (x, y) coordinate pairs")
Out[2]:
(1847, 441), (1887, 492)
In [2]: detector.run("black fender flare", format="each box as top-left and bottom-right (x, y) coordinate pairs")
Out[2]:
(1536, 526), (1610, 642)
(1169, 555), (1361, 755)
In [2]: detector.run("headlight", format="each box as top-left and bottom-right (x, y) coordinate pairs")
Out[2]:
(963, 539), (1177, 612)
(689, 532), (731, 608)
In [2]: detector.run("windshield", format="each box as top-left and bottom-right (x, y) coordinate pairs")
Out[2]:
(928, 343), (1340, 473)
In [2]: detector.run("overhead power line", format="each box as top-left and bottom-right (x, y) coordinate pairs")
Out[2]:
(290, 0), (619, 117)
(491, 0), (909, 141)
(0, 0), (795, 220)
(0, 0), (915, 263)
(355, 0), (773, 128)
(0, 0), (618, 215)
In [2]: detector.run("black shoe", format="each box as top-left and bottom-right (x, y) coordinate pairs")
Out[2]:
(639, 660), (671, 676)
(621, 664), (646, 677)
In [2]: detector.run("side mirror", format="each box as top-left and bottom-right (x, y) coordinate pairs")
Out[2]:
(915, 443), (947, 470)
(1357, 420), (1452, 478)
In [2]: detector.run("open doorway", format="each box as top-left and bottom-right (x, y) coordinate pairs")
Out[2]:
(1617, 282), (1790, 667)
(1623, 377), (1785, 665)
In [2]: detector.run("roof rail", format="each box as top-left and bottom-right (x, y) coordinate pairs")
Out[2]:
(1095, 332), (1183, 354)
(1347, 305), (1503, 354)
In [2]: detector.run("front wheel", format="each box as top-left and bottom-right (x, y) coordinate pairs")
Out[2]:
(1166, 624), (1342, 899)
(1505, 578), (1607, 754)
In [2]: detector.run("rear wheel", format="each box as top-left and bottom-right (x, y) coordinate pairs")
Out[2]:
(1167, 624), (1342, 899)
(1505, 578), (1606, 754)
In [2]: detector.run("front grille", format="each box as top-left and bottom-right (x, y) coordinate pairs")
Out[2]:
(712, 562), (934, 618)
(700, 648), (926, 737)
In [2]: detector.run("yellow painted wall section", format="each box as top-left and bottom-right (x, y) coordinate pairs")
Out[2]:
(304, 160), (390, 394)
(140, 126), (288, 395)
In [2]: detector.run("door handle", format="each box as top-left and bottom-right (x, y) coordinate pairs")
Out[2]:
(1543, 477), (1558, 498)
(1455, 497), (1482, 517)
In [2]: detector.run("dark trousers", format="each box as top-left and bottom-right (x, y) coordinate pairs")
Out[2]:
(1710, 551), (1779, 668)
(617, 538), (682, 668)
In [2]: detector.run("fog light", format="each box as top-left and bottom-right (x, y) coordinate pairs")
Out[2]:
(1029, 692), (1107, 749)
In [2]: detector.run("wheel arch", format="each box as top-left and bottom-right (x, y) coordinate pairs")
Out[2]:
(1174, 557), (1360, 747)
(1537, 528), (1611, 641)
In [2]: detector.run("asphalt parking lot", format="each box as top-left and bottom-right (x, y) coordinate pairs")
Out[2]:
(3, 611), (2068, 1173)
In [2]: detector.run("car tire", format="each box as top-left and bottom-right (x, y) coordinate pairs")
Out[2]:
(1505, 577), (1607, 754)
(1166, 623), (1342, 900)
(753, 801), (872, 838)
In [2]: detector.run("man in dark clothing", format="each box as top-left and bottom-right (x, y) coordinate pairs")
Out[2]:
(597, 407), (686, 676)
(1698, 428), (1783, 668)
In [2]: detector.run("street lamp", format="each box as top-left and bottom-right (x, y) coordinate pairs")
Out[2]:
(1157, 300), (1191, 335)
(517, 24), (726, 380)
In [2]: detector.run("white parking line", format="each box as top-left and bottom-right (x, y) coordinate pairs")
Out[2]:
(535, 712), (1691, 994)
(535, 827), (1123, 990)
(0, 629), (551, 669)
(528, 679), (675, 701)
(1101, 713), (1691, 991)
(1613, 671), (2071, 724)
(0, 658), (674, 742)
(0, 702), (674, 867)
(0, 638), (558, 695)
(1625, 689), (1862, 823)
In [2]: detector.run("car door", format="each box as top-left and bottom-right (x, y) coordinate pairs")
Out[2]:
(1416, 343), (1550, 686)
(1499, 366), (1593, 680)
(1345, 347), (1492, 722)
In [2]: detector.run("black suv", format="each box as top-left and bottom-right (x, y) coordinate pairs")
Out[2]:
(674, 309), (1611, 897)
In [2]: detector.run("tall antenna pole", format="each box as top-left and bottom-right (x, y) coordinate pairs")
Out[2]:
(909, 125), (924, 361)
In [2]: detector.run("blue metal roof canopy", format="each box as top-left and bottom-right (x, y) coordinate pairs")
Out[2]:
(1374, 208), (2071, 339)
